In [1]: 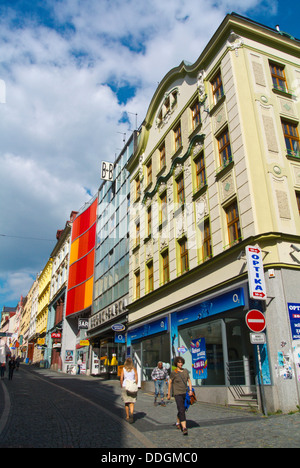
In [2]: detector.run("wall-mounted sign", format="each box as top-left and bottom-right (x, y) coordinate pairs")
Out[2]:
(101, 161), (114, 181)
(89, 298), (128, 330)
(51, 332), (61, 339)
(288, 303), (300, 340)
(112, 324), (125, 332)
(246, 246), (267, 300)
(78, 318), (89, 330)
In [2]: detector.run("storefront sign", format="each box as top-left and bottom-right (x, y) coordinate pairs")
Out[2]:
(288, 303), (300, 340)
(78, 318), (89, 330)
(246, 246), (267, 300)
(79, 340), (90, 347)
(51, 332), (61, 339)
(191, 338), (207, 379)
(114, 332), (126, 344)
(89, 298), (128, 330)
(112, 324), (125, 332)
(101, 161), (114, 181)
(127, 317), (168, 345)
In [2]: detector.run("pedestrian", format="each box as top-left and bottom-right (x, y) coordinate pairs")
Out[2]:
(167, 356), (193, 436)
(0, 362), (6, 379)
(120, 358), (138, 423)
(77, 356), (82, 375)
(151, 361), (169, 406)
(16, 356), (21, 371)
(8, 356), (16, 381)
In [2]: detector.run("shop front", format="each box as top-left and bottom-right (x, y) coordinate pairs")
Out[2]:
(128, 284), (271, 406)
(87, 296), (128, 379)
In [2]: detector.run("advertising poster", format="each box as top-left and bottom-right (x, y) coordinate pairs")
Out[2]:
(191, 338), (207, 379)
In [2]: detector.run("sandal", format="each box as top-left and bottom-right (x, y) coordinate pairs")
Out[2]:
(175, 422), (181, 430)
(183, 428), (188, 436)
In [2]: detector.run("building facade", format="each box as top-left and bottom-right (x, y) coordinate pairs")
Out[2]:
(87, 132), (135, 377)
(44, 213), (76, 370)
(62, 197), (97, 374)
(126, 13), (300, 412)
(36, 258), (53, 364)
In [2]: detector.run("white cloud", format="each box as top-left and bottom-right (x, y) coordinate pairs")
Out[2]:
(0, 0), (278, 307)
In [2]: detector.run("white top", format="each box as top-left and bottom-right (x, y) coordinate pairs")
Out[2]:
(122, 368), (135, 388)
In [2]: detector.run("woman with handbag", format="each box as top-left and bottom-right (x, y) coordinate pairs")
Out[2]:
(167, 356), (193, 436)
(120, 358), (138, 423)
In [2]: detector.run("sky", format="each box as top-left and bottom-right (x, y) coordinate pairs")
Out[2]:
(0, 0), (299, 316)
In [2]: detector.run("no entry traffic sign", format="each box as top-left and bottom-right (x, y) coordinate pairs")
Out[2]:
(246, 309), (266, 333)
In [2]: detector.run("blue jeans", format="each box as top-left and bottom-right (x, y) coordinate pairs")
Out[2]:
(154, 380), (165, 399)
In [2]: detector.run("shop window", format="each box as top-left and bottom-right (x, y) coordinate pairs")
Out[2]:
(179, 319), (225, 385)
(132, 333), (170, 381)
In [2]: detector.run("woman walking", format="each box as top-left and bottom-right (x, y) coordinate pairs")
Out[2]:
(167, 356), (193, 436)
(120, 358), (138, 423)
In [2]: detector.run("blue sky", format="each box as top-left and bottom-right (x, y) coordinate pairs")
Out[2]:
(0, 0), (299, 319)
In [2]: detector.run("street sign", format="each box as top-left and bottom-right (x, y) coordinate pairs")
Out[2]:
(246, 246), (267, 301)
(250, 333), (267, 345)
(246, 309), (266, 333)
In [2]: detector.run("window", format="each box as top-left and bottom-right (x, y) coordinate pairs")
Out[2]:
(160, 191), (168, 225)
(296, 192), (300, 215)
(146, 261), (154, 293)
(191, 99), (201, 130)
(282, 120), (300, 157)
(226, 201), (241, 245)
(270, 63), (288, 92)
(179, 238), (189, 274)
(176, 174), (185, 206)
(194, 152), (206, 190)
(160, 142), (166, 169)
(135, 176), (140, 201)
(161, 249), (170, 284)
(135, 270), (140, 299)
(174, 122), (182, 152)
(203, 219), (212, 260)
(211, 71), (224, 104)
(217, 128), (232, 167)
(146, 159), (152, 185)
(147, 206), (152, 237)
(135, 221), (140, 247)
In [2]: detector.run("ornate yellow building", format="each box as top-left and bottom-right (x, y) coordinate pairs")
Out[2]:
(127, 13), (300, 413)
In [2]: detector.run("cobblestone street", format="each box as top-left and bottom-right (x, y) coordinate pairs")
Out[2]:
(0, 365), (300, 450)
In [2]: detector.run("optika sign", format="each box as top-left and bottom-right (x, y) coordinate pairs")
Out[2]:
(246, 246), (267, 301)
